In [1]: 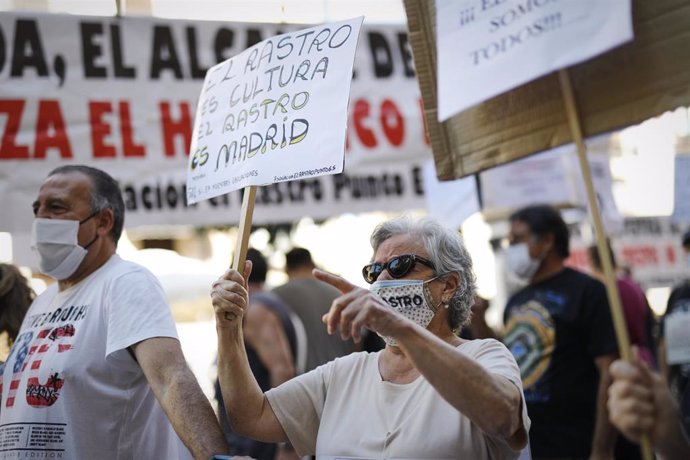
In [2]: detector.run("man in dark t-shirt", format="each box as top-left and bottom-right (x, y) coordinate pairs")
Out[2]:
(502, 205), (618, 459)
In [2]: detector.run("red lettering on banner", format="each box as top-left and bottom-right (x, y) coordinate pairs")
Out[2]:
(34, 100), (72, 159)
(89, 101), (146, 158)
(89, 101), (117, 158)
(380, 99), (404, 147)
(119, 101), (146, 157)
(0, 100), (30, 159)
(620, 246), (659, 268)
(160, 101), (192, 157)
(353, 99), (377, 148)
(349, 98), (415, 150)
(666, 246), (676, 263)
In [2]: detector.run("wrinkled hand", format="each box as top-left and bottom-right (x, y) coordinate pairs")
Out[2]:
(313, 268), (406, 343)
(607, 346), (678, 445)
(211, 260), (252, 326)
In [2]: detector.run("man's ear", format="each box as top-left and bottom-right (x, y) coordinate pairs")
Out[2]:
(539, 232), (555, 253)
(97, 208), (115, 237)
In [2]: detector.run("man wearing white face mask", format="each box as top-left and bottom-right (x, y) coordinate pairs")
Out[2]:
(0, 165), (236, 459)
(502, 205), (619, 460)
(212, 216), (530, 459)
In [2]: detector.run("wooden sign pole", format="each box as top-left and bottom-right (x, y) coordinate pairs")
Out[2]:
(232, 185), (257, 271)
(558, 69), (653, 460)
(224, 185), (257, 321)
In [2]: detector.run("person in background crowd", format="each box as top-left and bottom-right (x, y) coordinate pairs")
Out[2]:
(0, 165), (233, 459)
(588, 242), (657, 368)
(502, 204), (618, 460)
(588, 243), (654, 460)
(608, 347), (690, 460)
(657, 229), (690, 438)
(0, 263), (34, 361)
(272, 247), (356, 371)
(215, 248), (299, 460)
(460, 295), (498, 340)
(619, 265), (638, 286)
(212, 216), (530, 458)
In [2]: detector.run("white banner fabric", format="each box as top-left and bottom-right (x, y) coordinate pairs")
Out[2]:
(0, 13), (431, 232)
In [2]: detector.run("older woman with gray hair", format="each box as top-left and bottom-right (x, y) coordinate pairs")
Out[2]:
(212, 216), (530, 459)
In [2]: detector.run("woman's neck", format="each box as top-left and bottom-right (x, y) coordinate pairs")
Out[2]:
(379, 347), (418, 383)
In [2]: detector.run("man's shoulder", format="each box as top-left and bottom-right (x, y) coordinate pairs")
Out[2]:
(274, 278), (339, 297)
(251, 291), (291, 313)
(79, 256), (160, 295)
(559, 266), (598, 282)
(102, 255), (156, 280)
(34, 282), (59, 302)
(543, 267), (604, 292)
(507, 268), (602, 306)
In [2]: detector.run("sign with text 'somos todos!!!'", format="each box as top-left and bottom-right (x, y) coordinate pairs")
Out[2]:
(186, 17), (363, 204)
(435, 0), (633, 120)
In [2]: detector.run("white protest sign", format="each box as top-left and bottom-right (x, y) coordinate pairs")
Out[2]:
(480, 145), (579, 213)
(672, 155), (690, 225)
(435, 0), (633, 120)
(567, 217), (690, 289)
(480, 134), (622, 232)
(422, 160), (479, 229)
(186, 17), (363, 204)
(665, 309), (690, 365)
(575, 153), (623, 235)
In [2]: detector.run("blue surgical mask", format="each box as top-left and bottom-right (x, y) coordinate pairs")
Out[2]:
(369, 277), (440, 346)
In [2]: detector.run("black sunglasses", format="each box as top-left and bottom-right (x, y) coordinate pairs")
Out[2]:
(362, 254), (435, 284)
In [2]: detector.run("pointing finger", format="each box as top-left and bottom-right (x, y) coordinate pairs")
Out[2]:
(313, 268), (356, 294)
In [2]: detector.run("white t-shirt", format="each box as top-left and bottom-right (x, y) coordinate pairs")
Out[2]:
(0, 255), (192, 460)
(266, 338), (530, 460)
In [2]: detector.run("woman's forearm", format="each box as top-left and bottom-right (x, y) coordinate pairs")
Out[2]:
(396, 324), (524, 443)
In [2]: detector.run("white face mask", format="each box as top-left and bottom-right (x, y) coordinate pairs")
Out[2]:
(503, 243), (541, 281)
(31, 214), (98, 280)
(369, 278), (440, 347)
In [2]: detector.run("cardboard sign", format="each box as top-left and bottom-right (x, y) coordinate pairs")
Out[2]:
(435, 0), (632, 120)
(404, 0), (690, 181)
(186, 17), (363, 204)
